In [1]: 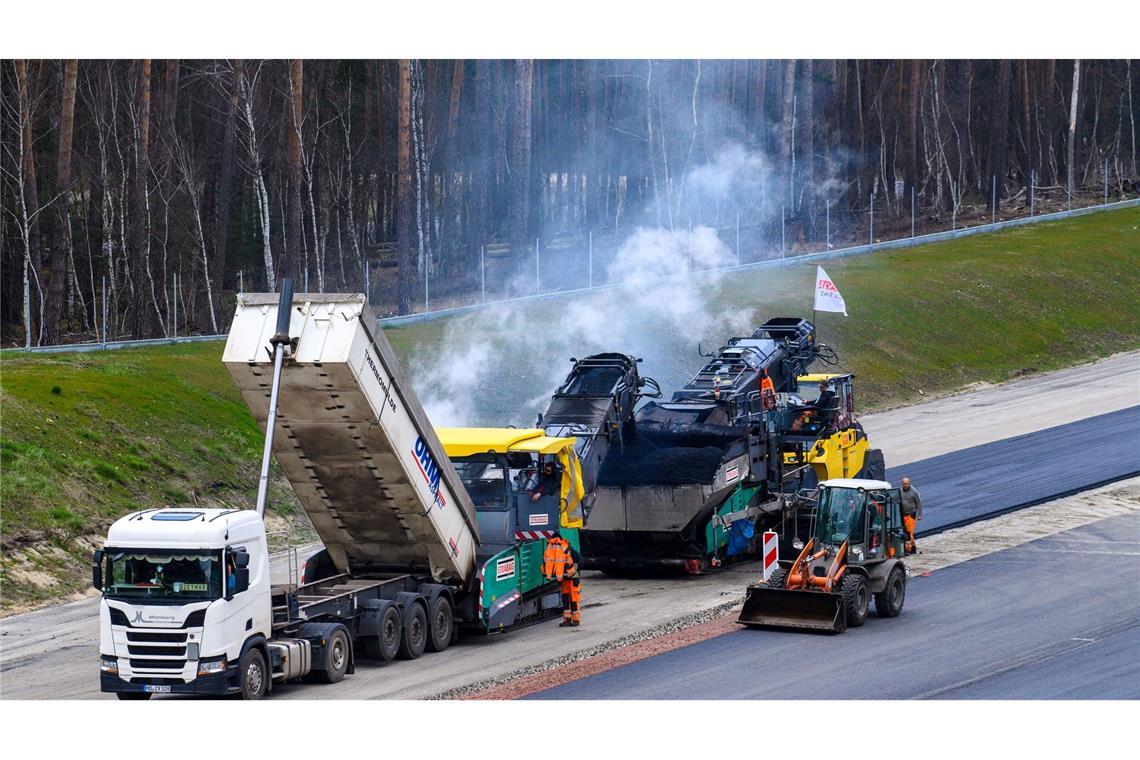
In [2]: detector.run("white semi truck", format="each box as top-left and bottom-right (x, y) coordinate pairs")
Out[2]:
(94, 283), (580, 699)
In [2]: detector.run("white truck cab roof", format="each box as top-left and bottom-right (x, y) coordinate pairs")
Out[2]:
(819, 478), (893, 490)
(104, 508), (263, 549)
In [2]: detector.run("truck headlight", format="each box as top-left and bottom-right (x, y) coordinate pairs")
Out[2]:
(197, 657), (227, 676)
(100, 656), (118, 675)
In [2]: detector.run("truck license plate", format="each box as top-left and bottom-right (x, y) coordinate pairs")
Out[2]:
(143, 685), (172, 693)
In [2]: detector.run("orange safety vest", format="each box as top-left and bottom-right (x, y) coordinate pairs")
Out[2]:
(760, 375), (776, 411)
(542, 538), (569, 580)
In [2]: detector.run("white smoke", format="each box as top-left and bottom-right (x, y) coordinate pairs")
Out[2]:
(411, 144), (779, 427)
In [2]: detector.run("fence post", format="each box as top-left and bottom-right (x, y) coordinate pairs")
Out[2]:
(869, 193), (874, 250)
(780, 205), (786, 259)
(992, 175), (997, 225)
(826, 200), (831, 250)
(425, 256), (429, 313)
(952, 187), (957, 231)
(1030, 170), (1035, 217)
(587, 231), (593, 289)
(1105, 159), (1109, 206)
(304, 267), (309, 293)
(239, 270), (244, 295)
(911, 187), (916, 238)
(365, 261), (370, 304)
(480, 245), (486, 305)
(536, 237), (541, 294)
(735, 211), (741, 266)
(24, 258), (31, 350)
(101, 275), (107, 348)
(173, 272), (178, 341)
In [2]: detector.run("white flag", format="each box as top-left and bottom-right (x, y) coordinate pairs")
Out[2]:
(813, 265), (848, 315)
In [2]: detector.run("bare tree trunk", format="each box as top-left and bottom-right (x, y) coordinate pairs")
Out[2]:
(396, 59), (414, 315)
(1042, 60), (1057, 184)
(802, 59), (816, 237)
(130, 59), (152, 338)
(1067, 60), (1082, 201)
(213, 59), (241, 302)
(780, 60), (797, 209)
(508, 59), (534, 268)
(987, 60), (1012, 211)
(239, 63), (274, 288)
(287, 59), (304, 286)
(904, 59), (921, 209)
(44, 59), (78, 344)
(12, 60), (47, 347)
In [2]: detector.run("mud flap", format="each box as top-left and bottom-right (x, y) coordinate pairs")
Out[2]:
(737, 585), (847, 634)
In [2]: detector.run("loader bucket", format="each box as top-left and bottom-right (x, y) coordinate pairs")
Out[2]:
(737, 584), (847, 634)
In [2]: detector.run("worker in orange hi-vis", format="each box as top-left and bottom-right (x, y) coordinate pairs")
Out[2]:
(759, 368), (777, 412)
(900, 476), (923, 554)
(542, 532), (582, 627)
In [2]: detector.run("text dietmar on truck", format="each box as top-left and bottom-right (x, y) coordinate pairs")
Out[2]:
(412, 436), (447, 510)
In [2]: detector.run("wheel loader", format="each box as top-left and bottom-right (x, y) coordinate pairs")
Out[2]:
(737, 478), (908, 633)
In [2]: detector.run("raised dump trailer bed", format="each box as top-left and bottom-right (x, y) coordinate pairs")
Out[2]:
(223, 293), (479, 585)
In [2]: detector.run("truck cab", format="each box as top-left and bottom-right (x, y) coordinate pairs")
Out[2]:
(94, 508), (272, 699)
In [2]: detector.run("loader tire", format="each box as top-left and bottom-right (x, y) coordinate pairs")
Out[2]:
(765, 567), (787, 589)
(841, 573), (870, 628)
(874, 564), (906, 618)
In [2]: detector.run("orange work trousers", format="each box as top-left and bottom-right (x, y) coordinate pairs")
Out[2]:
(561, 576), (581, 623)
(903, 515), (917, 552)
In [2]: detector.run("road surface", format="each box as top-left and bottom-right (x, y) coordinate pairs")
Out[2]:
(529, 511), (1140, 699)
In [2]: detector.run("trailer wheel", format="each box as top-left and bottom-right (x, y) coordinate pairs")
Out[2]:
(874, 564), (906, 618)
(239, 647), (268, 699)
(363, 605), (402, 662)
(427, 596), (453, 653)
(841, 573), (870, 628)
(314, 627), (351, 684)
(397, 602), (428, 660)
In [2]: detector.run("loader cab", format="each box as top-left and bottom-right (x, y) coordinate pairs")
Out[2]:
(787, 373), (855, 433)
(816, 479), (904, 562)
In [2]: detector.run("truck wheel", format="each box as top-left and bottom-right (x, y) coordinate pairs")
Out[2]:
(874, 565), (906, 618)
(314, 627), (351, 684)
(427, 596), (453, 653)
(363, 605), (402, 662)
(239, 648), (268, 699)
(841, 573), (870, 628)
(397, 602), (428, 660)
(116, 692), (151, 700)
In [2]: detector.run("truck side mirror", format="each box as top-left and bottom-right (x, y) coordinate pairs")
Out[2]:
(92, 549), (104, 591)
(233, 567), (250, 595)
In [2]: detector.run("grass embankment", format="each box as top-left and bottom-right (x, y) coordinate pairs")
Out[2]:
(2, 206), (1138, 615)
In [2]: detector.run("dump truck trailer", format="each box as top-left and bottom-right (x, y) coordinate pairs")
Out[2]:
(94, 285), (575, 699)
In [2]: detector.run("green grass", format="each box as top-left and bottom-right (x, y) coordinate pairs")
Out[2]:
(1, 205), (1137, 614)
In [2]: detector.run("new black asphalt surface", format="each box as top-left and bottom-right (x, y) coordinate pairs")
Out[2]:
(888, 406), (1140, 535)
(528, 511), (1140, 699)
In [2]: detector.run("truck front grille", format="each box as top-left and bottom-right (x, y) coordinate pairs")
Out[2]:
(129, 658), (187, 671)
(126, 631), (186, 643)
(127, 645), (185, 657)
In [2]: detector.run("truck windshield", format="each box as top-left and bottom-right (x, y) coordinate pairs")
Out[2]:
(103, 549), (222, 602)
(816, 488), (866, 545)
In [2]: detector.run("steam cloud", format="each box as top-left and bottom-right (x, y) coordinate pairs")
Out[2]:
(410, 143), (785, 427)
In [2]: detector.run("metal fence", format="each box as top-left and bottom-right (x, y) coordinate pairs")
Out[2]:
(7, 195), (1138, 354)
